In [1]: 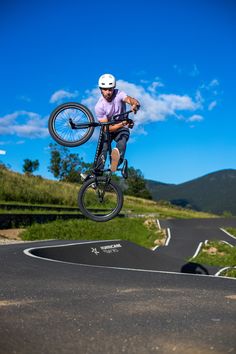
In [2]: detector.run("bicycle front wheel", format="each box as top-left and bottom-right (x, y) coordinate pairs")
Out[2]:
(48, 102), (95, 147)
(78, 177), (124, 222)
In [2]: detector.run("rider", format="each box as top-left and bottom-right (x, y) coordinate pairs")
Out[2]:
(94, 73), (140, 175)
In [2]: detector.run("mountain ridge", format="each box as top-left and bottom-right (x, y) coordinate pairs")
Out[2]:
(146, 169), (236, 216)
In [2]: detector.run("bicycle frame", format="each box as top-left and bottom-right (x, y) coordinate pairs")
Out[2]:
(68, 110), (133, 130)
(70, 110), (134, 175)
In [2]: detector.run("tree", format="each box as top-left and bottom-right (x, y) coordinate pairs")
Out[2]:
(48, 143), (92, 183)
(48, 146), (61, 179)
(23, 159), (39, 175)
(124, 167), (152, 199)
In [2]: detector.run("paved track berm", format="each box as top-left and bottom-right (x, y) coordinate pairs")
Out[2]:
(1, 218), (236, 353)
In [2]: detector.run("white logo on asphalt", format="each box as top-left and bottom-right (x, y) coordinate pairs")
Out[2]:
(91, 247), (100, 255)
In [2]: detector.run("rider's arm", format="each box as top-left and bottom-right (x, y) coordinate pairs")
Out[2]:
(96, 104), (126, 131)
(98, 117), (128, 132)
(123, 96), (140, 113)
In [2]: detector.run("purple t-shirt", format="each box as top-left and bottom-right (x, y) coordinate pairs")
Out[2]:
(95, 89), (127, 121)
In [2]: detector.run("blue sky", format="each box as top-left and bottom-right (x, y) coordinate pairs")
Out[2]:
(0, 0), (235, 184)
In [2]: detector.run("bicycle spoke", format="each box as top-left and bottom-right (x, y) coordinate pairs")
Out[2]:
(49, 102), (95, 147)
(54, 108), (90, 143)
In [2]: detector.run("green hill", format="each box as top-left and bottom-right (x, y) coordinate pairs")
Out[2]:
(146, 169), (236, 216)
(0, 164), (215, 219)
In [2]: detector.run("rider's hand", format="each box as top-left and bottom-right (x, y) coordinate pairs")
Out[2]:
(127, 119), (134, 129)
(131, 103), (140, 114)
(121, 120), (128, 127)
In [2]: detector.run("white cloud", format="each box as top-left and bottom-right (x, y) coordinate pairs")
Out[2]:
(0, 149), (6, 155)
(147, 80), (164, 94)
(197, 79), (221, 112)
(195, 90), (204, 106)
(50, 89), (79, 103)
(209, 79), (219, 87)
(187, 114), (204, 122)
(208, 101), (217, 111)
(82, 80), (202, 129)
(0, 111), (48, 138)
(158, 93), (199, 112)
(1, 79), (206, 141)
(82, 88), (100, 109)
(200, 79), (220, 92)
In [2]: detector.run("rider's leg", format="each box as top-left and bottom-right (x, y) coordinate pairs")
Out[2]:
(113, 129), (130, 166)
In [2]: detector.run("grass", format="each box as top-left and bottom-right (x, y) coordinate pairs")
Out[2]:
(123, 195), (216, 218)
(0, 209), (80, 214)
(219, 228), (236, 277)
(0, 201), (78, 208)
(21, 217), (165, 249)
(0, 165), (217, 218)
(190, 240), (236, 269)
(0, 167), (81, 206)
(220, 268), (236, 277)
(225, 227), (236, 238)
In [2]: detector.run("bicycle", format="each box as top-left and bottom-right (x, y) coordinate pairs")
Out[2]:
(48, 102), (137, 222)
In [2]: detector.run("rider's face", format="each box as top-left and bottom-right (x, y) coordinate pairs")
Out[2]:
(101, 87), (114, 102)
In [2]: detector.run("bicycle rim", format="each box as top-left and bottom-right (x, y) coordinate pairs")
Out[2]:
(49, 104), (94, 146)
(78, 178), (123, 222)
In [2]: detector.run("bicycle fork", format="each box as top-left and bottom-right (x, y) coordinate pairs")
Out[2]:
(95, 174), (112, 203)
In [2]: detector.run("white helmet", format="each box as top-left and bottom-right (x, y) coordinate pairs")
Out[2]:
(98, 73), (116, 89)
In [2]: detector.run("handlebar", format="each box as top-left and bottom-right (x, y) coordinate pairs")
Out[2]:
(112, 110), (133, 121)
(70, 109), (138, 130)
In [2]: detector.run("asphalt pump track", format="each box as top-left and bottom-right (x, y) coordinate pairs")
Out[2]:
(25, 217), (236, 276)
(1, 218), (236, 353)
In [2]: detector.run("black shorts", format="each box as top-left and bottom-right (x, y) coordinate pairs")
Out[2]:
(111, 127), (130, 141)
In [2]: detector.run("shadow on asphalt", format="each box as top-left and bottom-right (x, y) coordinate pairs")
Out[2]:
(181, 262), (209, 275)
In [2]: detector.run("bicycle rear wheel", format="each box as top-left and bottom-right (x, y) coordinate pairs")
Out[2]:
(78, 176), (123, 222)
(48, 102), (95, 147)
